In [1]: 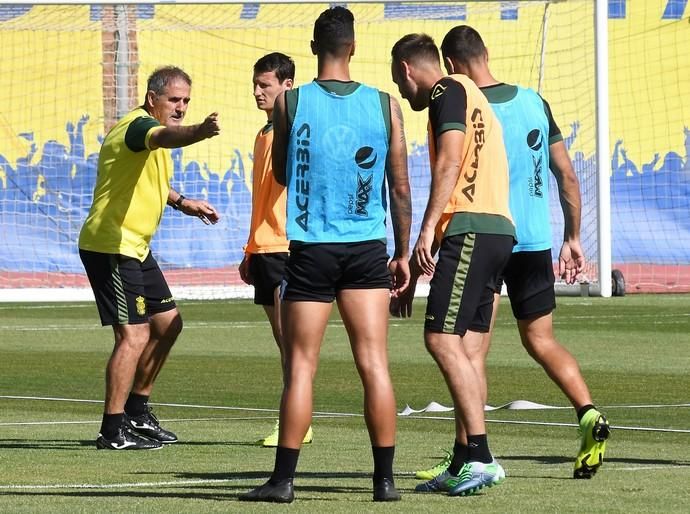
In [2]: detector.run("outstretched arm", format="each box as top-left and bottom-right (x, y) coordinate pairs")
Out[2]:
(386, 96), (412, 296)
(149, 113), (220, 150)
(550, 140), (584, 284)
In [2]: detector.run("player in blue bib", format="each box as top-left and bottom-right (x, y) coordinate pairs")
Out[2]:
(241, 6), (411, 504)
(286, 80), (389, 242)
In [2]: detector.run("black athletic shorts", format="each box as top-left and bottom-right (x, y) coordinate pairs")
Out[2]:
(425, 233), (514, 336)
(249, 252), (288, 306)
(496, 249), (556, 320)
(79, 249), (176, 326)
(281, 240), (391, 302)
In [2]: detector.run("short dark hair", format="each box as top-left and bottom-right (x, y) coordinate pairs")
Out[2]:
(313, 6), (354, 56)
(146, 66), (192, 96)
(253, 52), (295, 83)
(391, 33), (440, 66)
(440, 25), (487, 66)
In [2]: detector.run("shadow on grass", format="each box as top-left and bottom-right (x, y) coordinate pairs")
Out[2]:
(0, 471), (383, 502)
(0, 439), (263, 450)
(171, 470), (374, 481)
(498, 454), (688, 467)
(0, 439), (95, 450)
(0, 490), (235, 501)
(0, 488), (378, 503)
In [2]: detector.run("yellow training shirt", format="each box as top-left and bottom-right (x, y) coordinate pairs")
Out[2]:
(78, 107), (171, 261)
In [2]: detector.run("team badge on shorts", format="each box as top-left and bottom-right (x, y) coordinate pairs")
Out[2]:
(135, 295), (146, 316)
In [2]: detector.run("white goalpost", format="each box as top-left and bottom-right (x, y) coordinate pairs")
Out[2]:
(0, 0), (653, 302)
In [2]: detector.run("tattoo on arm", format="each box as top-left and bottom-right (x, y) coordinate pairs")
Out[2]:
(393, 99), (407, 147)
(387, 96), (412, 258)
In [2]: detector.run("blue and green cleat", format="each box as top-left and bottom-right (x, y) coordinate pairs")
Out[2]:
(414, 469), (464, 493)
(447, 459), (506, 496)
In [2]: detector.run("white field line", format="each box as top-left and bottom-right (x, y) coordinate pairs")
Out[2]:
(0, 320), (402, 331)
(617, 465), (690, 471)
(2, 395), (689, 433)
(0, 477), (255, 491)
(403, 415), (690, 433)
(2, 465), (689, 491)
(0, 395), (358, 417)
(0, 413), (350, 427)
(0, 304), (96, 310)
(4, 394), (690, 413)
(2, 310), (688, 331)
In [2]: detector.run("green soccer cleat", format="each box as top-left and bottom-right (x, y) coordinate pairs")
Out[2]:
(447, 459), (506, 497)
(302, 424), (313, 444)
(415, 449), (452, 480)
(258, 420), (280, 447)
(574, 409), (610, 479)
(259, 420), (313, 447)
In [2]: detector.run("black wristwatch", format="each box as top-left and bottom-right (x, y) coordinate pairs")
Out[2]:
(172, 194), (186, 211)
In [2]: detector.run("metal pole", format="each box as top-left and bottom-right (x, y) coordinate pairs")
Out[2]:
(595, 0), (612, 297)
(114, 4), (130, 120)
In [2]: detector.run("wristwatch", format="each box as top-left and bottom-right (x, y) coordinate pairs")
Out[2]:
(172, 194), (186, 211)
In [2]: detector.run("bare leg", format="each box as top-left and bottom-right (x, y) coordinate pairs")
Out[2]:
(425, 331), (486, 439)
(278, 300), (332, 448)
(456, 293), (499, 443)
(518, 313), (593, 409)
(131, 308), (182, 396)
(337, 288), (396, 446)
(105, 323), (150, 414)
(262, 285), (285, 371)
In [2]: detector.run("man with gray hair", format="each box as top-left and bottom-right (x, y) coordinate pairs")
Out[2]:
(79, 66), (220, 450)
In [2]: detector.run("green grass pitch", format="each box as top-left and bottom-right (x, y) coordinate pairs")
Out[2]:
(1, 294), (689, 512)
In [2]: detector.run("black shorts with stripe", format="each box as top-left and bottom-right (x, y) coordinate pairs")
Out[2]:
(249, 252), (288, 306)
(425, 233), (514, 335)
(497, 249), (556, 320)
(281, 240), (391, 302)
(79, 249), (176, 326)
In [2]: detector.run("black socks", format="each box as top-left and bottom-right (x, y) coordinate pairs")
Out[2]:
(577, 404), (595, 422)
(372, 446), (395, 482)
(271, 446), (300, 483)
(448, 440), (469, 475)
(100, 412), (124, 439)
(125, 392), (149, 417)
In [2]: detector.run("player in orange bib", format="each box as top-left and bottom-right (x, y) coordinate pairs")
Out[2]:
(391, 33), (514, 497)
(238, 53), (313, 448)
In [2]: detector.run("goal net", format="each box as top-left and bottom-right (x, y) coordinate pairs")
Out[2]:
(0, 1), (686, 300)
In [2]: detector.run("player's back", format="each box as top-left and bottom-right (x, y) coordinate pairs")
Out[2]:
(285, 80), (389, 244)
(484, 84), (552, 252)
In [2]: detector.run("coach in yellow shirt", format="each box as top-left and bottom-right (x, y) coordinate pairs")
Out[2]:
(390, 34), (514, 496)
(79, 66), (220, 450)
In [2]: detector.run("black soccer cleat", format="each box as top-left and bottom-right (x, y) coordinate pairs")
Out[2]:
(125, 407), (178, 444)
(239, 479), (295, 503)
(96, 426), (163, 450)
(373, 478), (401, 502)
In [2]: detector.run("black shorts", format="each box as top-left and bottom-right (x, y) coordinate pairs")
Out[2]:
(79, 249), (176, 326)
(497, 249), (556, 320)
(249, 252), (288, 306)
(282, 240), (391, 302)
(426, 233), (513, 336)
